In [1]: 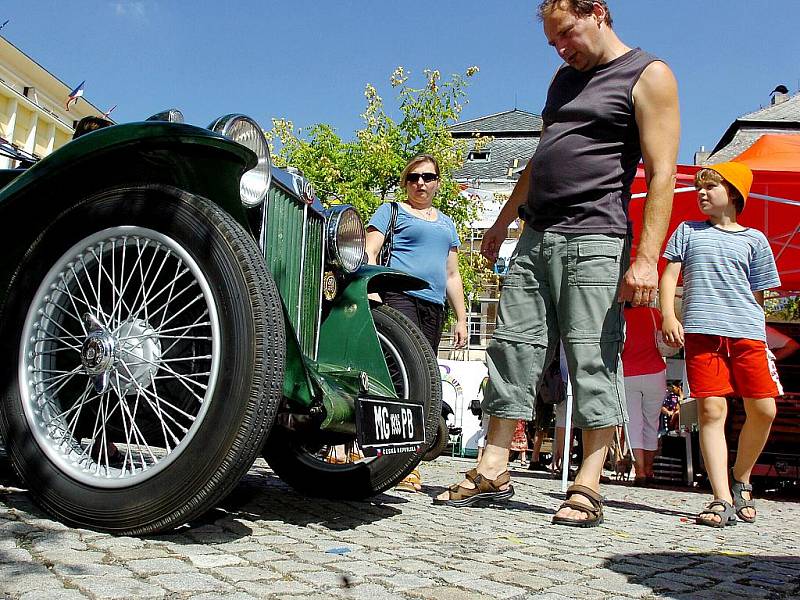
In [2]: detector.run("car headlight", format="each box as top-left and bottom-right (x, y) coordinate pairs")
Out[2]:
(209, 114), (271, 208)
(326, 206), (366, 274)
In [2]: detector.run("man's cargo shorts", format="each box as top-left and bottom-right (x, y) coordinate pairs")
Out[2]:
(482, 227), (629, 430)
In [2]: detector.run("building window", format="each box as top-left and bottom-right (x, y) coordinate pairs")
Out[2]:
(467, 150), (490, 162)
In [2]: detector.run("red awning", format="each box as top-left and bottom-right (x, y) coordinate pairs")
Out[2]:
(629, 135), (800, 292)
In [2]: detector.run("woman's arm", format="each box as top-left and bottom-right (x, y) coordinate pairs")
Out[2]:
(365, 227), (385, 266)
(659, 261), (684, 347)
(445, 249), (468, 349)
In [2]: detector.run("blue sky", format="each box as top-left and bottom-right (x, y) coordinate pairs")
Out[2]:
(5, 1), (799, 163)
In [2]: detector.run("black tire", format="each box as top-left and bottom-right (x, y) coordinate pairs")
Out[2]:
(422, 416), (449, 462)
(263, 304), (441, 498)
(0, 185), (285, 535)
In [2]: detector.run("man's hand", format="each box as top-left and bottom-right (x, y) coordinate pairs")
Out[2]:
(453, 319), (468, 349)
(481, 223), (507, 265)
(661, 314), (684, 348)
(618, 258), (658, 306)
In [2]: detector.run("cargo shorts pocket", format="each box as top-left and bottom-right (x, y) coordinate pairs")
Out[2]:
(572, 239), (623, 286)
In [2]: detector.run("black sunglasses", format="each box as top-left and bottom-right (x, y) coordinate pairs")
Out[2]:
(406, 172), (439, 184)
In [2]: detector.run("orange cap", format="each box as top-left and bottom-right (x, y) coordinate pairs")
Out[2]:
(706, 161), (754, 208)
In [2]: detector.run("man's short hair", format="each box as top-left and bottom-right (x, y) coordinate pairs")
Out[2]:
(537, 1), (613, 27)
(694, 168), (745, 214)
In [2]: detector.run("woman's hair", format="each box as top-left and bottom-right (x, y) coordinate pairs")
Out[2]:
(400, 154), (440, 186)
(537, 0), (613, 26)
(694, 168), (745, 214)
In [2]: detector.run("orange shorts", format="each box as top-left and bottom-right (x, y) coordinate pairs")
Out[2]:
(685, 333), (783, 399)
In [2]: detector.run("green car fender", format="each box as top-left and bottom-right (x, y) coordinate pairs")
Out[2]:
(0, 122), (256, 304)
(317, 264), (428, 394)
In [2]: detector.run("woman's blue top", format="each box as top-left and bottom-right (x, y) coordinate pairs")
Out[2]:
(369, 202), (460, 305)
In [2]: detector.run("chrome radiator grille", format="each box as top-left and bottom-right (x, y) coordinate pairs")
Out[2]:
(263, 185), (323, 359)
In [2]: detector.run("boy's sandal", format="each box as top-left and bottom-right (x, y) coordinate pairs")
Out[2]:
(696, 499), (738, 528)
(552, 484), (604, 528)
(432, 468), (514, 507)
(730, 471), (757, 523)
(395, 468), (422, 493)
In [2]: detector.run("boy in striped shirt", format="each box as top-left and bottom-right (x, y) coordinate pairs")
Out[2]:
(660, 162), (781, 528)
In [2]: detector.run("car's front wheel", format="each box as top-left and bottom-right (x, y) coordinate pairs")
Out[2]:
(263, 304), (441, 498)
(0, 185), (285, 534)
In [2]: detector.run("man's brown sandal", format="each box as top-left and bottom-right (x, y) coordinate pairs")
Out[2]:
(552, 484), (604, 527)
(433, 468), (514, 507)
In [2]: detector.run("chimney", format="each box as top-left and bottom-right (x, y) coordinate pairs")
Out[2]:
(771, 84), (789, 106)
(694, 145), (710, 165)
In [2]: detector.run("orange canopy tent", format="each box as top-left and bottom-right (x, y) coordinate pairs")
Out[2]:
(629, 134), (800, 293)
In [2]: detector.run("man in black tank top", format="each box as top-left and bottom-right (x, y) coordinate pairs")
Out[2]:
(435, 1), (680, 526)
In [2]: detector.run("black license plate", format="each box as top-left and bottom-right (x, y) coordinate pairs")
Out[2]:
(355, 395), (426, 457)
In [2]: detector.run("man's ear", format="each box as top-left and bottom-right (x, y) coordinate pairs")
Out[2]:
(592, 2), (605, 26)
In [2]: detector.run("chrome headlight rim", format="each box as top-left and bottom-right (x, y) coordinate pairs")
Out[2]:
(209, 114), (271, 208)
(326, 205), (366, 274)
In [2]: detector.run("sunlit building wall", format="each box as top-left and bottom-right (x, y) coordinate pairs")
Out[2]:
(0, 36), (104, 168)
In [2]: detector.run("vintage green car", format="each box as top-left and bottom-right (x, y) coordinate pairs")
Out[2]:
(0, 111), (441, 535)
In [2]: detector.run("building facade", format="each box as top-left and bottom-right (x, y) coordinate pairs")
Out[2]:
(0, 36), (104, 168)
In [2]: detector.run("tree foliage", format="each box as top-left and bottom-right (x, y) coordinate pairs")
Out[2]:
(267, 66), (490, 304)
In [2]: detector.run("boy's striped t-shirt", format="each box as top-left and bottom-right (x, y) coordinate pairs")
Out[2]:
(663, 221), (780, 342)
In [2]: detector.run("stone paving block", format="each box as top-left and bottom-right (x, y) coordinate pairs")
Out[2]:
(53, 563), (134, 578)
(269, 559), (322, 574)
(186, 552), (245, 568)
(335, 560), (394, 577)
(37, 548), (107, 566)
(20, 590), (88, 600)
(105, 546), (172, 560)
(488, 571), (552, 591)
(126, 557), (195, 575)
(212, 565), (282, 582)
(585, 578), (652, 598)
(190, 593), (258, 600)
(148, 572), (228, 594)
(72, 576), (166, 599)
(407, 586), (496, 600)
(1, 547), (33, 562)
(374, 573), (436, 589)
(342, 582), (407, 600)
(237, 579), (314, 597)
(293, 569), (362, 588)
(459, 577), (528, 599)
(1, 572), (64, 596)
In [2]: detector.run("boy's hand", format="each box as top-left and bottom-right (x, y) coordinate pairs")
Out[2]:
(662, 316), (684, 347)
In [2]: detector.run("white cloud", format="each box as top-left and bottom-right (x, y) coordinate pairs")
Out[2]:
(113, 1), (148, 19)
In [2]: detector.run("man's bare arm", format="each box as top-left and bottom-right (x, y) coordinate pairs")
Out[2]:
(481, 159), (531, 264)
(620, 61), (680, 306)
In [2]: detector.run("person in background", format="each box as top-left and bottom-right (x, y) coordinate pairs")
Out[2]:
(72, 116), (113, 139)
(661, 162), (781, 527)
(366, 153), (468, 491)
(659, 383), (682, 436)
(622, 303), (667, 486)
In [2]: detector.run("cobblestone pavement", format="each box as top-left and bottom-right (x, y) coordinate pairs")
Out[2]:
(2, 454), (799, 599)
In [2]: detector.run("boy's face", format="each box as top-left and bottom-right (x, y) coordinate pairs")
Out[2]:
(696, 180), (733, 218)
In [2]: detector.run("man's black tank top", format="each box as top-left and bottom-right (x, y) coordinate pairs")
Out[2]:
(522, 48), (659, 235)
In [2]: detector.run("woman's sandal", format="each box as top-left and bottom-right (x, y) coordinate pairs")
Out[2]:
(696, 499), (738, 528)
(551, 484), (604, 528)
(730, 470), (757, 523)
(432, 468), (514, 507)
(396, 468), (422, 493)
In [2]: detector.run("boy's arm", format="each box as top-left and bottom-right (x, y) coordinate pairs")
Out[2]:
(659, 261), (684, 347)
(753, 290), (765, 307)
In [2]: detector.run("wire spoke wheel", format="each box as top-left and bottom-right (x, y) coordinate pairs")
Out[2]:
(21, 227), (219, 487)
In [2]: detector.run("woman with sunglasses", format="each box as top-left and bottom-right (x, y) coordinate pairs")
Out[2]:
(366, 154), (468, 490)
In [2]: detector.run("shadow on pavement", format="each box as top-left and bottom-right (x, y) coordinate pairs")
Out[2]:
(603, 551), (800, 599)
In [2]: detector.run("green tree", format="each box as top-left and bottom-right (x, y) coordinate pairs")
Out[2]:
(268, 66), (490, 306)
